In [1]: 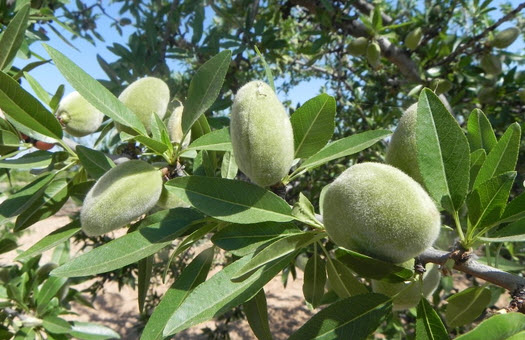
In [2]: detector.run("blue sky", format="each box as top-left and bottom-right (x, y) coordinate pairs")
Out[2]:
(15, 1), (523, 110)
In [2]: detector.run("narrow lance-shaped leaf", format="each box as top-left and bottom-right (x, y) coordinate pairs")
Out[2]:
(445, 286), (491, 328)
(291, 93), (336, 159)
(303, 253), (326, 308)
(472, 123), (521, 190)
(51, 208), (204, 277)
(184, 127), (232, 152)
(243, 288), (273, 340)
(163, 251), (296, 336)
(416, 298), (448, 340)
(43, 44), (146, 135)
(182, 50), (232, 135)
(165, 176), (293, 224)
(0, 72), (63, 140)
(416, 88), (470, 213)
(296, 129), (391, 173)
(221, 152), (238, 179)
(289, 293), (392, 340)
(141, 247), (214, 340)
(0, 4), (30, 70)
(326, 258), (368, 298)
(76, 145), (115, 179)
(455, 312), (525, 340)
(466, 109), (497, 154)
(479, 219), (525, 243)
(23, 71), (51, 105)
(138, 255), (153, 313)
(499, 192), (525, 224)
(254, 45), (274, 91)
(469, 149), (486, 191)
(0, 150), (53, 170)
(69, 322), (121, 340)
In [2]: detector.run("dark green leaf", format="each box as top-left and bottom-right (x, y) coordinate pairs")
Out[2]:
(0, 150), (53, 169)
(0, 72), (62, 140)
(335, 248), (413, 283)
(42, 316), (71, 334)
(297, 129), (390, 173)
(0, 5), (30, 70)
(480, 219), (525, 242)
(498, 191), (525, 224)
(473, 123), (521, 190)
(16, 220), (81, 260)
(445, 287), (491, 328)
(416, 298), (448, 340)
(416, 88), (470, 213)
(211, 222), (301, 257)
(165, 176), (293, 224)
(76, 146), (115, 179)
(291, 93), (336, 159)
(0, 238), (17, 254)
(184, 127), (232, 152)
(51, 208), (204, 277)
(243, 289), (272, 340)
(455, 312), (525, 340)
(291, 193), (324, 228)
(36, 277), (68, 315)
(467, 109), (497, 154)
(303, 254), (326, 308)
(469, 149), (486, 190)
(163, 251), (295, 336)
(182, 50), (232, 135)
(289, 293), (391, 340)
(326, 258), (368, 298)
(138, 255), (153, 313)
(43, 45), (146, 135)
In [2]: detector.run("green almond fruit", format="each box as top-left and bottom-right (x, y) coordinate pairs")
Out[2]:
(116, 77), (170, 134)
(480, 54), (502, 75)
(366, 41), (381, 69)
(385, 103), (424, 185)
(372, 263), (440, 310)
(490, 27), (520, 49)
(230, 81), (294, 187)
(405, 27), (423, 50)
(322, 162), (441, 263)
(347, 37), (369, 56)
(430, 78), (452, 95)
(167, 105), (191, 148)
(56, 91), (104, 137)
(80, 160), (163, 236)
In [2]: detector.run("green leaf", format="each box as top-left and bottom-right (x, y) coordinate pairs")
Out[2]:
(42, 316), (72, 335)
(184, 127), (232, 152)
(69, 322), (121, 340)
(0, 4), (30, 70)
(497, 189), (525, 224)
(473, 123), (521, 190)
(23, 72), (51, 105)
(165, 176), (293, 224)
(479, 219), (525, 242)
(221, 152), (238, 179)
(76, 146), (115, 179)
(232, 232), (323, 282)
(288, 293), (392, 340)
(0, 72), (62, 140)
(469, 149), (486, 190)
(303, 254), (326, 308)
(254, 46), (275, 91)
(296, 129), (390, 173)
(0, 238), (17, 254)
(291, 93), (336, 159)
(14, 177), (71, 231)
(138, 255), (153, 314)
(141, 247), (214, 340)
(445, 286), (491, 328)
(455, 312), (525, 340)
(49, 84), (65, 112)
(0, 173), (55, 223)
(291, 193), (324, 228)
(0, 129), (20, 146)
(467, 109), (497, 154)
(416, 298), (448, 340)
(467, 171), (515, 237)
(243, 289), (272, 340)
(182, 50), (232, 135)
(211, 222), (301, 256)
(326, 258), (368, 298)
(51, 208), (204, 277)
(43, 45), (146, 135)
(0, 150), (53, 169)
(416, 88), (470, 213)
(163, 252), (295, 336)
(335, 248), (413, 283)
(16, 220), (81, 261)
(36, 277), (68, 315)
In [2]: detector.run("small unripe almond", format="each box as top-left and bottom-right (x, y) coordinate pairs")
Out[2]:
(80, 160), (163, 236)
(430, 79), (452, 95)
(404, 27), (423, 50)
(490, 27), (520, 48)
(167, 105), (191, 148)
(347, 37), (368, 56)
(56, 91), (104, 137)
(116, 77), (170, 134)
(480, 54), (502, 75)
(385, 104), (424, 185)
(372, 263), (440, 310)
(366, 41), (381, 69)
(230, 81), (294, 187)
(322, 162), (441, 263)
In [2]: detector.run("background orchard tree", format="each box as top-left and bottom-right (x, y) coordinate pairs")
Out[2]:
(0, 0), (525, 339)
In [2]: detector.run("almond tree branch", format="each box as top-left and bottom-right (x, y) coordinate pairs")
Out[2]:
(418, 247), (525, 293)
